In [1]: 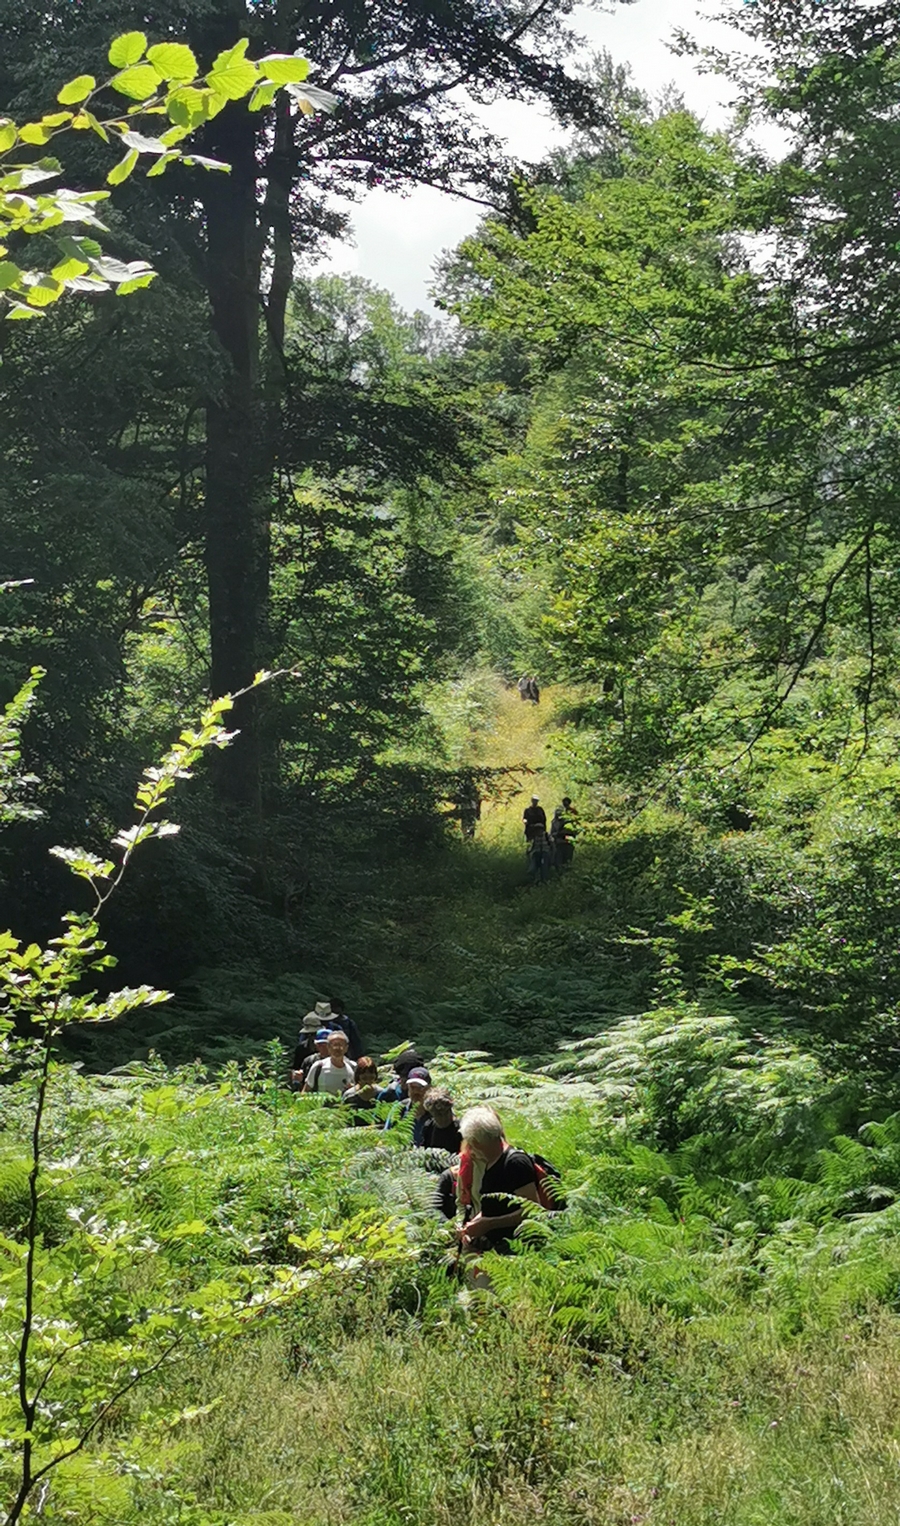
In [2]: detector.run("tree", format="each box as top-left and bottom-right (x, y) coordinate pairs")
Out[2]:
(0, 0), (632, 807)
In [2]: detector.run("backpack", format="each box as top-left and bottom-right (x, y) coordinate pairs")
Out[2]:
(529, 1153), (566, 1211)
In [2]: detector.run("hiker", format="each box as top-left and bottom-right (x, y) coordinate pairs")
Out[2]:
(377, 1048), (426, 1104)
(291, 1008), (324, 1083)
(528, 677), (540, 704)
(404, 1067), (433, 1144)
(549, 807), (574, 867)
(291, 1026), (332, 1089)
(342, 1056), (380, 1122)
(302, 1029), (357, 1096)
(449, 1106), (542, 1251)
(523, 795), (546, 841)
(527, 830), (553, 883)
(328, 996), (364, 1060)
(422, 1087), (462, 1153)
(517, 674), (531, 702)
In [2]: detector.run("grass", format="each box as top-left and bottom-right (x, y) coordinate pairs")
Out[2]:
(133, 1296), (900, 1526)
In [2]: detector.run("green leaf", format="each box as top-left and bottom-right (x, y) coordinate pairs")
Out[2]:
(116, 272), (156, 295)
(0, 261), (21, 291)
(107, 148), (139, 186)
(108, 32), (148, 68)
(146, 43), (198, 82)
(159, 124), (189, 147)
(25, 277), (62, 308)
(57, 75), (96, 106)
(40, 112), (73, 128)
(208, 39), (258, 101)
(249, 83), (278, 112)
(51, 256), (90, 283)
(18, 123), (53, 146)
(146, 152), (180, 178)
(2, 304), (37, 320)
(259, 54), (310, 85)
(111, 64), (163, 101)
(58, 234), (101, 261)
(165, 86), (209, 129)
(0, 119), (16, 153)
(85, 111), (110, 143)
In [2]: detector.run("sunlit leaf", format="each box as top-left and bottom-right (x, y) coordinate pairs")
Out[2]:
(111, 63), (162, 101)
(106, 148), (139, 186)
(146, 43), (198, 82)
(258, 54), (310, 85)
(108, 31), (148, 68)
(57, 75), (96, 106)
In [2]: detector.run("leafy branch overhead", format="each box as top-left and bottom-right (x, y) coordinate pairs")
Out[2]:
(0, 32), (337, 316)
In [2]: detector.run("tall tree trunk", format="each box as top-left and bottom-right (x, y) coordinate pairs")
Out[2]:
(203, 99), (266, 809)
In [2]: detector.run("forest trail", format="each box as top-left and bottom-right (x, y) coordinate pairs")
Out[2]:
(460, 680), (575, 846)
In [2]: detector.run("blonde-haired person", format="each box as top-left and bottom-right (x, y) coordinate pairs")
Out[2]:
(454, 1106), (540, 1251)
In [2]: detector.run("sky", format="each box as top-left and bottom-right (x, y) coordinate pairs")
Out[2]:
(318, 0), (750, 314)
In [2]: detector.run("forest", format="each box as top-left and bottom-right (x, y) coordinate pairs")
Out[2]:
(4, 0), (900, 1521)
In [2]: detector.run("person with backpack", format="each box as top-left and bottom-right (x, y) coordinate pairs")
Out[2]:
(302, 1029), (357, 1097)
(291, 1026), (331, 1090)
(434, 1106), (564, 1245)
(328, 996), (364, 1060)
(454, 1106), (542, 1251)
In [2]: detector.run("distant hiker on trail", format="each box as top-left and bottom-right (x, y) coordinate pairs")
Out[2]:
(303, 1030), (357, 1096)
(517, 674), (540, 704)
(342, 1057), (380, 1122)
(438, 1106), (541, 1252)
(422, 1088), (462, 1153)
(523, 796), (547, 840)
(550, 798), (576, 867)
(328, 997), (364, 1060)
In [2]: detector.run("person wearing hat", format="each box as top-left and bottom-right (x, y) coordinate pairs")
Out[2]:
(404, 1066), (433, 1145)
(376, 1048), (425, 1105)
(523, 795), (547, 841)
(291, 1008), (326, 1088)
(291, 1026), (333, 1090)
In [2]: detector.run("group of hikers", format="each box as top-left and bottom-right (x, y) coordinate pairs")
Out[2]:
(523, 793), (577, 880)
(517, 674), (541, 704)
(289, 1002), (562, 1258)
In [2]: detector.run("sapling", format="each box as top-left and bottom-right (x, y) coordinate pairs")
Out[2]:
(0, 685), (256, 1525)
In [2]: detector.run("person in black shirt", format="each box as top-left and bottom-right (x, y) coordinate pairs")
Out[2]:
(456, 1106), (540, 1250)
(328, 997), (364, 1060)
(523, 796), (546, 841)
(421, 1088), (462, 1153)
(342, 1056), (380, 1124)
